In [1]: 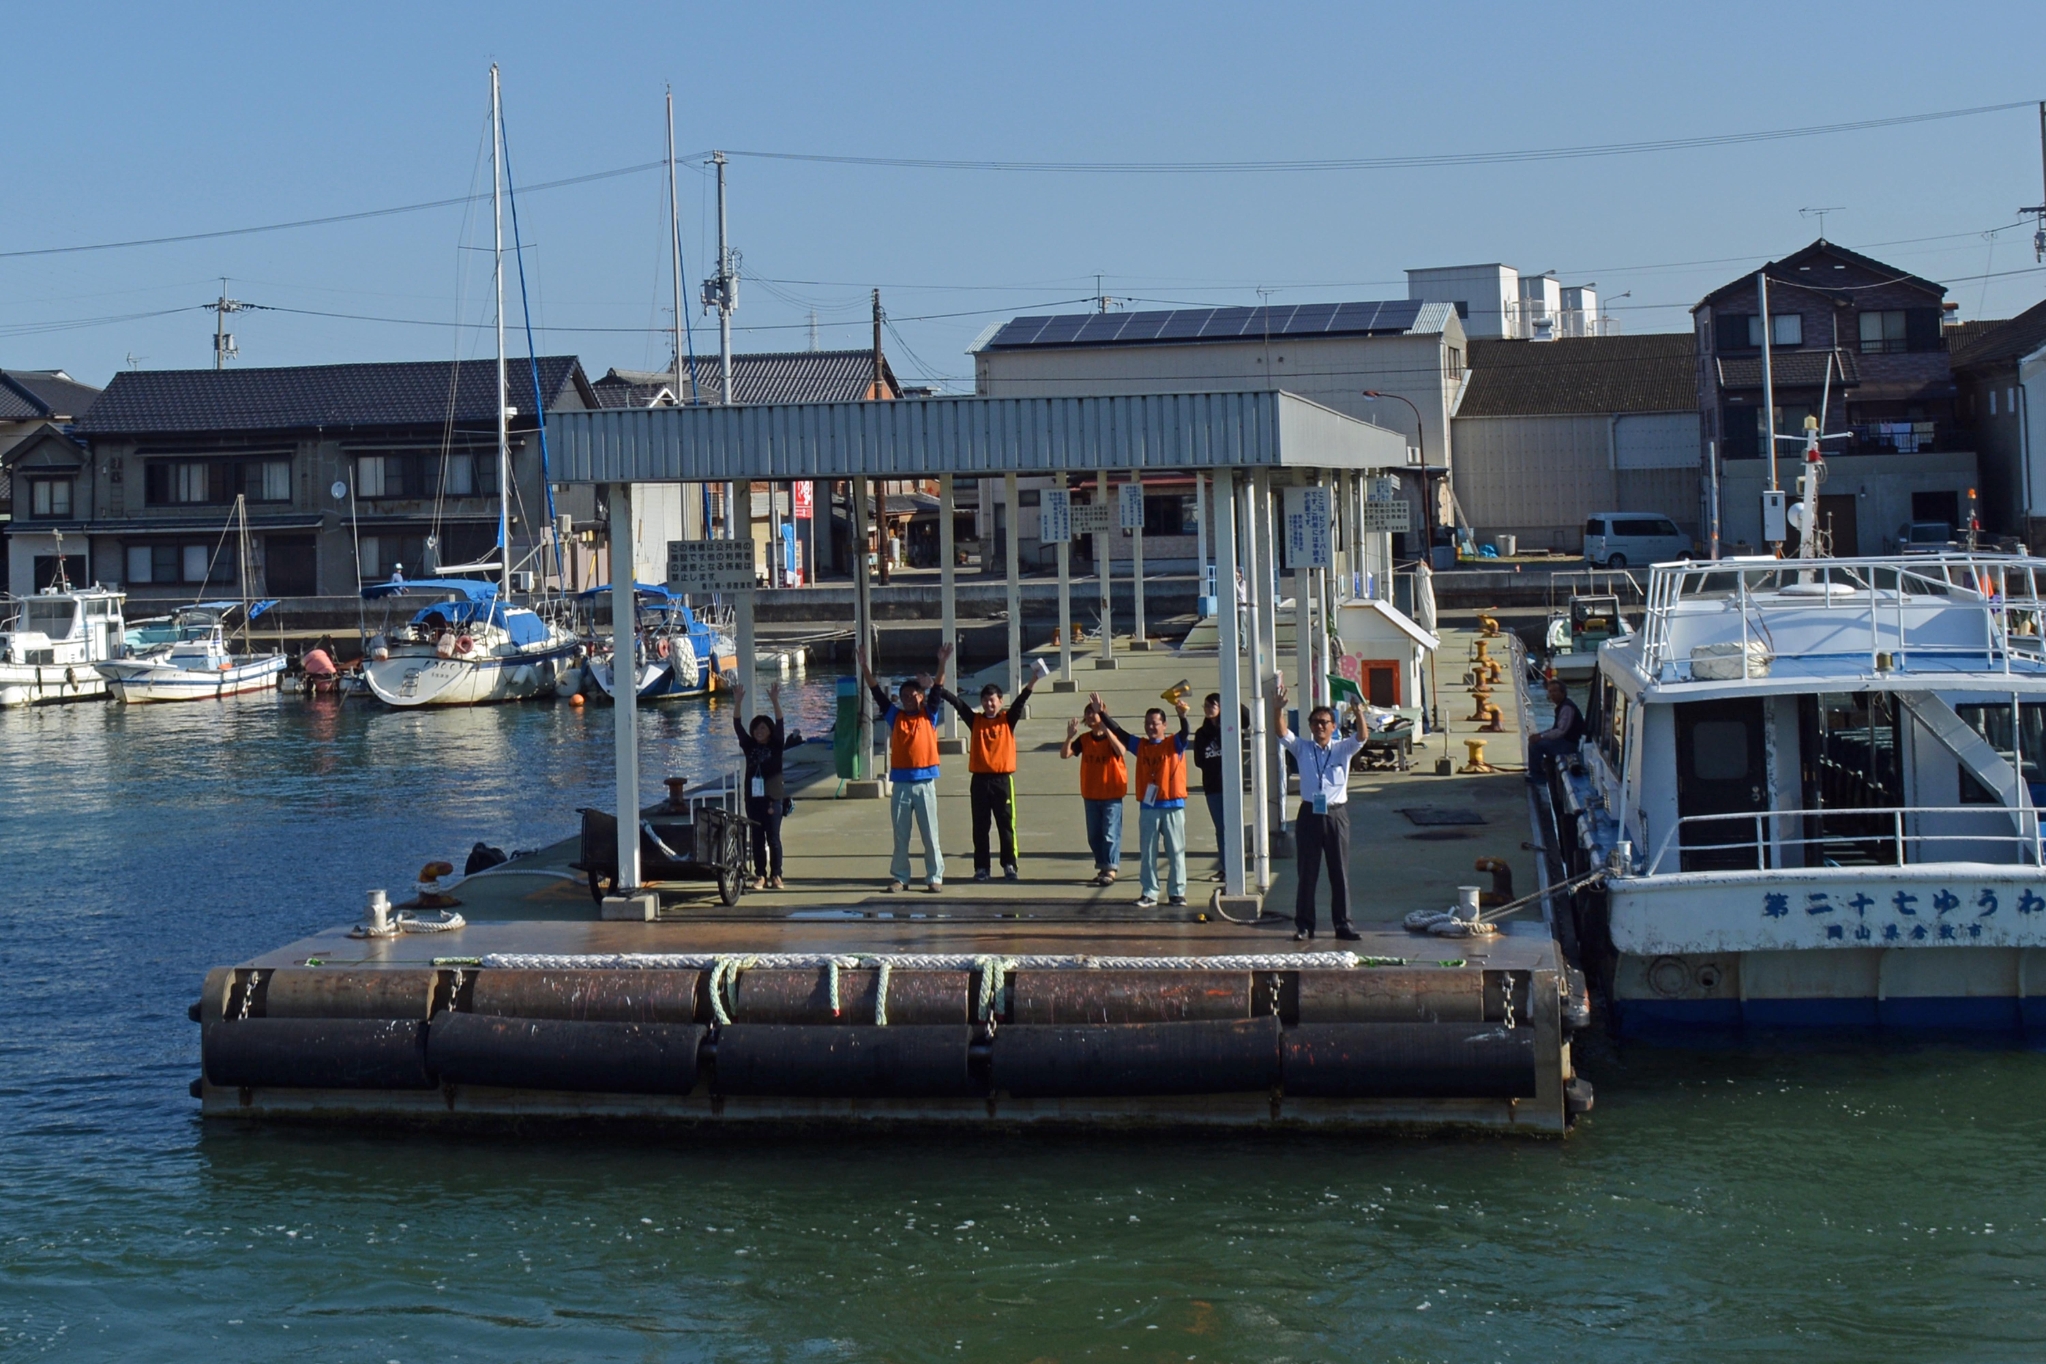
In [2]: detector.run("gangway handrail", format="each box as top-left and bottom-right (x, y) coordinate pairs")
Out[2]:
(1640, 803), (2045, 875)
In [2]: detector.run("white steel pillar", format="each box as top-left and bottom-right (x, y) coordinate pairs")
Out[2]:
(1130, 470), (1146, 647)
(1194, 471), (1209, 615)
(1096, 469), (1114, 667)
(609, 483), (641, 889)
(939, 472), (958, 739)
(1005, 471), (1023, 697)
(1240, 472), (1271, 891)
(736, 479), (757, 712)
(1056, 471), (1073, 687)
(1213, 467), (1247, 898)
(850, 476), (875, 779)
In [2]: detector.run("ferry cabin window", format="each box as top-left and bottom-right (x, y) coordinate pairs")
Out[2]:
(1602, 692), (1629, 769)
(1800, 693), (1903, 811)
(1954, 702), (2046, 804)
(1691, 721), (1751, 780)
(24, 600), (75, 636)
(28, 478), (72, 517)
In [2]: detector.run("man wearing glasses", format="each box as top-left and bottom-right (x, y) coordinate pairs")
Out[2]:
(1271, 675), (1368, 942)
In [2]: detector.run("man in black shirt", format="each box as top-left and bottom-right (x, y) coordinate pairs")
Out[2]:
(1190, 692), (1250, 881)
(1527, 679), (1586, 783)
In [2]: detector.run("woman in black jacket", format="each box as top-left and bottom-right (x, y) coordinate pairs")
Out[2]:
(732, 682), (799, 888)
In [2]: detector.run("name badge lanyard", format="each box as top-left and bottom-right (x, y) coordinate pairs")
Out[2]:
(1307, 742), (1340, 815)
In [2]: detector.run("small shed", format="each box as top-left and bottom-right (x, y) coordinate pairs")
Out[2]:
(1334, 597), (1439, 717)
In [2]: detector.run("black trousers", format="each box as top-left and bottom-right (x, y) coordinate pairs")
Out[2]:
(970, 772), (1019, 873)
(745, 795), (784, 879)
(1293, 801), (1352, 931)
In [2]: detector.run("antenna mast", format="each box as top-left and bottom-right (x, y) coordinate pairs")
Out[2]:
(491, 64), (510, 596)
(667, 88), (692, 404)
(209, 280), (245, 370)
(704, 149), (738, 533)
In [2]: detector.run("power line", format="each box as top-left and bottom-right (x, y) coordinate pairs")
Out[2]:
(727, 101), (2039, 174)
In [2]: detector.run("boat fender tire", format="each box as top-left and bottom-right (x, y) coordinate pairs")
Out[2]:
(1282, 1023), (1536, 1099)
(714, 1024), (976, 1098)
(992, 1017), (1282, 1097)
(201, 1018), (434, 1090)
(426, 1013), (704, 1094)
(1565, 1075), (1595, 1116)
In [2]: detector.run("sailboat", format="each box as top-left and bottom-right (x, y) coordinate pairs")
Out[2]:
(358, 65), (579, 710)
(576, 582), (732, 702)
(95, 496), (288, 702)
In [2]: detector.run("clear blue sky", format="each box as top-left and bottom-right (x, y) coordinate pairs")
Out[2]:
(5, 1), (2043, 391)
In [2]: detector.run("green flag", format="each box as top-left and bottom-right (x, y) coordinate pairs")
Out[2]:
(1328, 673), (1362, 704)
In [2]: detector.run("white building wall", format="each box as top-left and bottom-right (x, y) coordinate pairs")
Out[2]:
(1406, 265), (1519, 340)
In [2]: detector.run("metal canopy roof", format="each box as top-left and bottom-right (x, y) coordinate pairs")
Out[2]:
(549, 390), (1408, 484)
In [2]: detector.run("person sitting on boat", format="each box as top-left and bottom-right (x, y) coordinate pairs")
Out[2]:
(731, 680), (799, 890)
(862, 643), (956, 893)
(1526, 679), (1585, 785)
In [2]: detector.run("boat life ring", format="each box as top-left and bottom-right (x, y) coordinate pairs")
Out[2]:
(454, 635), (475, 656)
(656, 637), (671, 659)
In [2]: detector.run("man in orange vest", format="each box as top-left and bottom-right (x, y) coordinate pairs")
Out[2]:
(936, 662), (1043, 882)
(861, 643), (955, 892)
(1062, 696), (1130, 886)
(1127, 697), (1193, 907)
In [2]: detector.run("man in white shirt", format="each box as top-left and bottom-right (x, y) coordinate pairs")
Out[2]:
(1272, 674), (1367, 942)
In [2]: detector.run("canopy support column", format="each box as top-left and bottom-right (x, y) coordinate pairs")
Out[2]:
(1130, 470), (1147, 649)
(1096, 469), (1115, 669)
(939, 472), (958, 741)
(1213, 467), (1249, 902)
(1055, 472), (1074, 690)
(850, 476), (875, 785)
(1194, 471), (1210, 618)
(609, 483), (641, 893)
(1005, 471), (1023, 697)
(736, 479), (757, 714)
(1241, 471), (1271, 891)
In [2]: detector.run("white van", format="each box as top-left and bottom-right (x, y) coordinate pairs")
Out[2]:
(1582, 513), (1691, 568)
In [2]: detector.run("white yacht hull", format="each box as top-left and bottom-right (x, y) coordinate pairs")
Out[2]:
(97, 654), (287, 703)
(0, 663), (110, 706)
(362, 646), (576, 707)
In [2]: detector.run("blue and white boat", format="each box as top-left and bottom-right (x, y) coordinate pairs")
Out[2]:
(576, 582), (730, 702)
(96, 599), (286, 703)
(360, 579), (579, 708)
(1544, 553), (2046, 1036)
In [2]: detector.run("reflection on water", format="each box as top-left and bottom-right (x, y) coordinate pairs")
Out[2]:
(3, 676), (2046, 1360)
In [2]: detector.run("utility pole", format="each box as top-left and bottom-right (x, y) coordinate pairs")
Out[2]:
(1758, 269), (1781, 554)
(2024, 100), (2046, 263)
(705, 149), (739, 536)
(209, 280), (245, 370)
(871, 289), (889, 586)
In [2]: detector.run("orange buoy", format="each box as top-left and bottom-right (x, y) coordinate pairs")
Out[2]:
(569, 693), (586, 707)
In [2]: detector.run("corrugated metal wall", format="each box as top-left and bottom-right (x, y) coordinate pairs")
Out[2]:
(1452, 413), (1702, 550)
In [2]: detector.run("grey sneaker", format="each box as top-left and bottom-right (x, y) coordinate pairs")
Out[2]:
(1168, 895), (1187, 907)
(1135, 895), (1158, 908)
(973, 869), (992, 883)
(1003, 866), (1019, 881)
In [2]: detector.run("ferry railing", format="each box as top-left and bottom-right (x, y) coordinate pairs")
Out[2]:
(1639, 555), (2046, 683)
(1642, 804), (2045, 876)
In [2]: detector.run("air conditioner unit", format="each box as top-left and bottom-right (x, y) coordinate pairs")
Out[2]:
(509, 570), (535, 593)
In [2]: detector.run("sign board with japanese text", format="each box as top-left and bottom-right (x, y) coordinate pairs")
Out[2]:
(1609, 870), (2046, 955)
(666, 538), (756, 594)
(1069, 501), (1114, 536)
(1117, 483), (1146, 533)
(1282, 486), (1332, 569)
(1359, 500), (1413, 534)
(792, 480), (814, 520)
(1039, 487), (1072, 545)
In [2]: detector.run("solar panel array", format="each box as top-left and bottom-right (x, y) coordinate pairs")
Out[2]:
(982, 300), (1427, 351)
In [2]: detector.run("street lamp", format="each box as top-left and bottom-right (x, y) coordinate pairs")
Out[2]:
(1362, 390), (1435, 557)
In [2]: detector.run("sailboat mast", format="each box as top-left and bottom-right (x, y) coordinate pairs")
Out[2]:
(667, 88), (688, 405)
(491, 64), (510, 598)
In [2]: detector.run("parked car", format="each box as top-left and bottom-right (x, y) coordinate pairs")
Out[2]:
(1582, 513), (1692, 568)
(1893, 520), (1955, 554)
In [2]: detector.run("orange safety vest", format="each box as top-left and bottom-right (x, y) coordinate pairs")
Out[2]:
(1078, 732), (1128, 800)
(968, 714), (1017, 774)
(1133, 738), (1188, 804)
(889, 708), (940, 774)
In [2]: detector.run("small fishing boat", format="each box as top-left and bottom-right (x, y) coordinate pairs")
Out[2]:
(96, 600), (287, 702)
(360, 579), (579, 707)
(1541, 568), (1639, 683)
(576, 583), (730, 702)
(0, 584), (127, 706)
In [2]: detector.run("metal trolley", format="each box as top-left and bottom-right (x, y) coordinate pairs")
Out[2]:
(573, 770), (755, 907)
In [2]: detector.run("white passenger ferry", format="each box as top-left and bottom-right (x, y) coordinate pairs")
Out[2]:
(1542, 554), (2046, 1034)
(0, 585), (126, 705)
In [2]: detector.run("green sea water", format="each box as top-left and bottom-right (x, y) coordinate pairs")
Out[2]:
(3, 684), (2043, 1361)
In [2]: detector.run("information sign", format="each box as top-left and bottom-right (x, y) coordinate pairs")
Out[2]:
(1283, 486), (1332, 569)
(1070, 501), (1114, 535)
(1040, 487), (1072, 544)
(1117, 482), (1147, 532)
(792, 480), (814, 520)
(667, 538), (756, 594)
(1359, 500), (1413, 534)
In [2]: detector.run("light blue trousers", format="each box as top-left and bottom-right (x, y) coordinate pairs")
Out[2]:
(889, 778), (944, 885)
(1138, 805), (1187, 899)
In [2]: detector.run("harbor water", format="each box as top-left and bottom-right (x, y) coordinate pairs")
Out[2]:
(4, 678), (2046, 1360)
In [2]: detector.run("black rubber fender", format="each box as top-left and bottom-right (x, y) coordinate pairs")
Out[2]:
(713, 1024), (976, 1097)
(202, 1018), (434, 1090)
(427, 1013), (704, 1094)
(992, 1017), (1282, 1097)
(1282, 1022), (1536, 1098)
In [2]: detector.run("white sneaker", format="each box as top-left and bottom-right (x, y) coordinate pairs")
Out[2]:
(1135, 894), (1158, 908)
